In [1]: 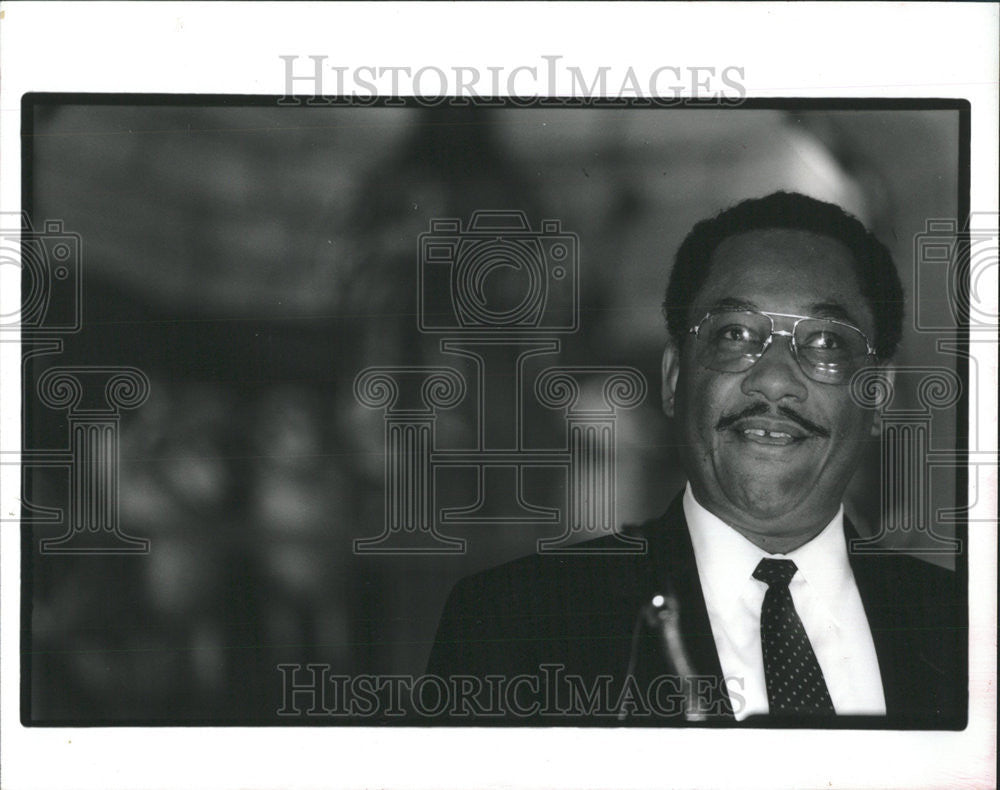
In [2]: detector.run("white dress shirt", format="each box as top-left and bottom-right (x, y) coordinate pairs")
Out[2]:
(683, 484), (886, 720)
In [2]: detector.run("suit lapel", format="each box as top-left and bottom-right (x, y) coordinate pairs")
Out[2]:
(842, 519), (957, 721)
(844, 521), (921, 719)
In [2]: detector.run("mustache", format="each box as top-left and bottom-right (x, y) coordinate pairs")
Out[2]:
(716, 402), (831, 438)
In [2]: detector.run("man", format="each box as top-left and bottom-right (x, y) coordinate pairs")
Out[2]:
(426, 192), (965, 727)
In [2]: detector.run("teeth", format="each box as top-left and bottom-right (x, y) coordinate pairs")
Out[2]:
(742, 429), (793, 439)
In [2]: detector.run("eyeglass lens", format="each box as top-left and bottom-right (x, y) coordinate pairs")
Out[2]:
(694, 311), (870, 383)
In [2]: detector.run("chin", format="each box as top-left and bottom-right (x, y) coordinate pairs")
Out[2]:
(727, 478), (812, 521)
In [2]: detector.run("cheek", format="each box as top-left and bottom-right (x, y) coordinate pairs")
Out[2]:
(679, 368), (737, 434)
(822, 396), (873, 446)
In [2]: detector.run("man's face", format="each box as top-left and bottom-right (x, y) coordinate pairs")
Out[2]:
(662, 228), (883, 550)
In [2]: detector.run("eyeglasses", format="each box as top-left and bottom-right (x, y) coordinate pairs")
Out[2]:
(688, 310), (876, 384)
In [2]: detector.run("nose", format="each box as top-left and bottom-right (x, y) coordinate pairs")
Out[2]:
(740, 335), (809, 402)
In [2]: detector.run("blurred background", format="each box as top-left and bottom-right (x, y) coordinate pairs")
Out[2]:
(22, 102), (961, 722)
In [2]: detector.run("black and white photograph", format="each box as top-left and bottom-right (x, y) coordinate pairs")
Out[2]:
(1, 4), (996, 790)
(19, 98), (970, 729)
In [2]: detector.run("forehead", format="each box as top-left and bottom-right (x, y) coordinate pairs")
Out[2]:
(697, 228), (872, 330)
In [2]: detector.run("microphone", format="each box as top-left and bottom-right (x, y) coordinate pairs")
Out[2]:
(619, 590), (707, 722)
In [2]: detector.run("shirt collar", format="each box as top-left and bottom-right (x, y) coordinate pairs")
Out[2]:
(683, 483), (851, 623)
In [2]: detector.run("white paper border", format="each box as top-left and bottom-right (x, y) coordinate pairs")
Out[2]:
(1, 3), (996, 789)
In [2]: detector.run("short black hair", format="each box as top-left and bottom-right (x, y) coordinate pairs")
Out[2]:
(662, 191), (904, 359)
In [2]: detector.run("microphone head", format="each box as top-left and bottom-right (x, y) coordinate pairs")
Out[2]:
(643, 591), (681, 627)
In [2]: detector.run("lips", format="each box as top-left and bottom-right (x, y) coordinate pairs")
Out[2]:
(729, 417), (812, 446)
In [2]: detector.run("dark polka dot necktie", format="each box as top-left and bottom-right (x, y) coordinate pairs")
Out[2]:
(753, 558), (835, 716)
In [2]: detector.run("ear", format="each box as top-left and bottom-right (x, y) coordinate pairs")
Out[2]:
(869, 365), (896, 437)
(661, 339), (681, 417)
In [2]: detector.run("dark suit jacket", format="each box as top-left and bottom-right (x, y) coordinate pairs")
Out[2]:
(426, 494), (966, 727)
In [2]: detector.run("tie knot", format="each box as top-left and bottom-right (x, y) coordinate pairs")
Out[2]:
(753, 558), (798, 588)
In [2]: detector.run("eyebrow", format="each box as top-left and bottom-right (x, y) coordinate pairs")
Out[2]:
(706, 297), (759, 312)
(806, 301), (862, 326)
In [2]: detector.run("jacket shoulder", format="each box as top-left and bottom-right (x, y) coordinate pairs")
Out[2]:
(443, 528), (658, 622)
(425, 524), (669, 678)
(852, 549), (960, 607)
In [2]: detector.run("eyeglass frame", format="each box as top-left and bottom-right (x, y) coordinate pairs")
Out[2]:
(686, 309), (878, 379)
